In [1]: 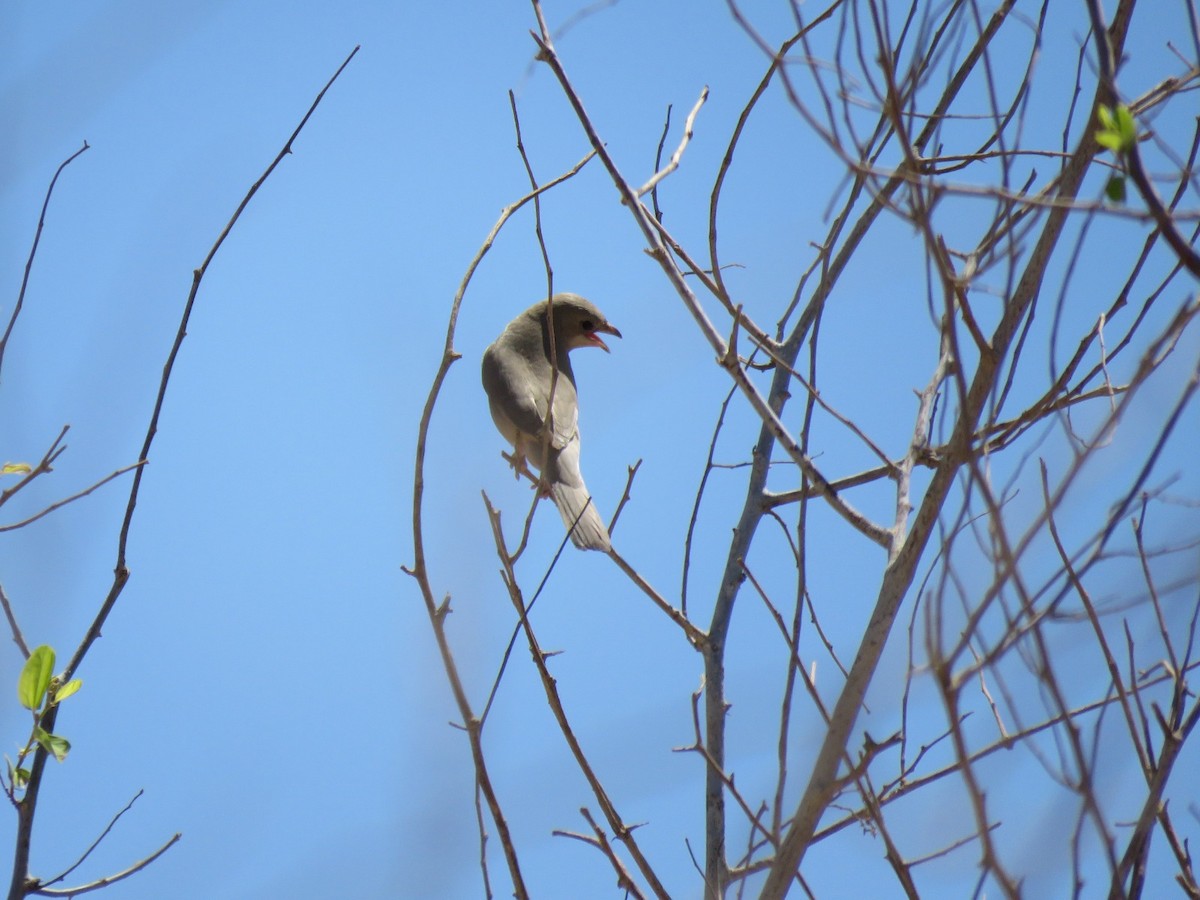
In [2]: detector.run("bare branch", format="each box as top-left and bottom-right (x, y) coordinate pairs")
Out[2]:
(0, 142), (90, 382)
(0, 462), (145, 534)
(27, 832), (180, 897)
(483, 495), (672, 900)
(636, 86), (709, 197)
(38, 790), (149, 889)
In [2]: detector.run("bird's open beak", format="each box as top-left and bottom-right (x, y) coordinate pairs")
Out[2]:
(588, 323), (622, 353)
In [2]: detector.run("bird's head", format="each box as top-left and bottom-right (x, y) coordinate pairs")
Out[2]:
(545, 293), (622, 353)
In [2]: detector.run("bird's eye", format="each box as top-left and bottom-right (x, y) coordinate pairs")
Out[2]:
(581, 319), (595, 331)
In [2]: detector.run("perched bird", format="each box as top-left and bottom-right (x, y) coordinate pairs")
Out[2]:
(481, 293), (621, 551)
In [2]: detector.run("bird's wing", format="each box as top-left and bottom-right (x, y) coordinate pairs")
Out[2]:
(482, 344), (545, 434)
(547, 374), (579, 452)
(482, 341), (580, 452)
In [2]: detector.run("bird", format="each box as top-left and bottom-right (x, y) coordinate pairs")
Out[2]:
(481, 293), (621, 552)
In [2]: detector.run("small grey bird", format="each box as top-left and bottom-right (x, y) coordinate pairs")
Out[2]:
(481, 293), (621, 551)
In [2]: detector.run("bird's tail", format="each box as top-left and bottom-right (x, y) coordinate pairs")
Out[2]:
(551, 482), (612, 552)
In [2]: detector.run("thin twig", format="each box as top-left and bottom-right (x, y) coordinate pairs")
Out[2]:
(0, 142), (91, 382)
(636, 86), (709, 197)
(0, 427), (70, 511)
(607, 549), (706, 648)
(0, 584), (30, 659)
(27, 833), (180, 897)
(551, 808), (647, 899)
(607, 459), (642, 536)
(38, 790), (147, 888)
(0, 462), (145, 533)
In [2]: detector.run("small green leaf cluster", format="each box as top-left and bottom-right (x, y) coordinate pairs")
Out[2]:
(1095, 103), (1137, 203)
(1095, 104), (1137, 153)
(6, 646), (82, 794)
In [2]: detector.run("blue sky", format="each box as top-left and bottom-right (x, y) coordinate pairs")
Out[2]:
(3, 2), (1199, 898)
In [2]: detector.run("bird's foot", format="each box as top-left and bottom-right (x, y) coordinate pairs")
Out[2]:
(500, 450), (539, 486)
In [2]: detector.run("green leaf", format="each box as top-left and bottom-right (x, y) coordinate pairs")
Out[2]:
(1115, 105), (1137, 146)
(33, 727), (70, 763)
(18, 647), (56, 711)
(1, 463), (31, 476)
(2, 755), (29, 790)
(1105, 175), (1127, 203)
(52, 679), (82, 704)
(1095, 103), (1137, 154)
